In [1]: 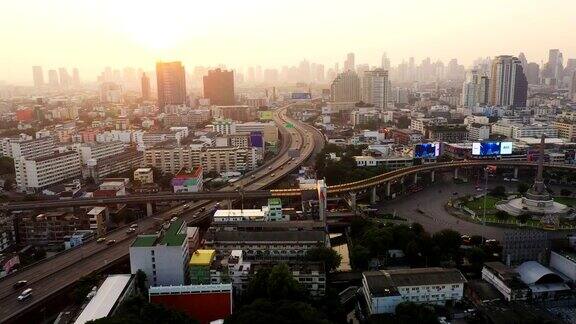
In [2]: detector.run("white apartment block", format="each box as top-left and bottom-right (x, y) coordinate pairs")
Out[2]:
(212, 119), (237, 135)
(23, 151), (82, 191)
(77, 141), (126, 165)
(468, 123), (491, 141)
(511, 124), (558, 139)
(363, 268), (466, 315)
(11, 137), (57, 191)
(129, 219), (189, 287)
(362, 69), (388, 108)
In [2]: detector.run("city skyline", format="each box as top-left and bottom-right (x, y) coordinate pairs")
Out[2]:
(2, 0), (576, 84)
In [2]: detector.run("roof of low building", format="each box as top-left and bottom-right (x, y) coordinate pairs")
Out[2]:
(73, 274), (132, 324)
(516, 261), (564, 285)
(363, 271), (400, 297)
(209, 230), (326, 243)
(189, 249), (216, 266)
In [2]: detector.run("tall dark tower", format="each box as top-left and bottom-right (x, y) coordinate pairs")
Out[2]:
(156, 61), (186, 109)
(141, 73), (151, 100)
(203, 68), (235, 105)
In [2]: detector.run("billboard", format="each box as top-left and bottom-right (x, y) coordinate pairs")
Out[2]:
(414, 143), (440, 158)
(472, 142), (513, 155)
(291, 92), (312, 100)
(249, 131), (264, 148)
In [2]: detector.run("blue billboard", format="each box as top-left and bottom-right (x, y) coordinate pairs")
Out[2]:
(472, 142), (512, 156)
(249, 131), (264, 148)
(414, 143), (439, 158)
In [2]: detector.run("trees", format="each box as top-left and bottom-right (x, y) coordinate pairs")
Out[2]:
(561, 188), (572, 196)
(517, 214), (530, 224)
(305, 247), (342, 272)
(396, 116), (411, 129)
(495, 210), (510, 221)
(517, 182), (530, 195)
(244, 264), (307, 304)
(489, 185), (506, 197)
(0, 156), (15, 175)
(394, 302), (439, 324)
(225, 299), (331, 324)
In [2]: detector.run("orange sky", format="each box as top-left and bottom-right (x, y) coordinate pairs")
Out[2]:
(1, 0), (575, 84)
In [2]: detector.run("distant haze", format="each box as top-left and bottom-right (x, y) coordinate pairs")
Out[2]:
(1, 0), (575, 84)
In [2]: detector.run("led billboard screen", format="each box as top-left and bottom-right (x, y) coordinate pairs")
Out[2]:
(414, 143), (439, 158)
(472, 142), (513, 155)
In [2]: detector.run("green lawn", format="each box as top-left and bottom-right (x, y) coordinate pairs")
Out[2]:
(554, 197), (576, 207)
(463, 195), (502, 214)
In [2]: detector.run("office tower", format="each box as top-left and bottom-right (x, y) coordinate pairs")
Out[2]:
(545, 49), (563, 82)
(203, 68), (235, 106)
(58, 67), (70, 87)
(526, 62), (540, 85)
(141, 73), (151, 100)
(461, 70), (489, 107)
(32, 66), (44, 88)
(299, 60), (311, 83)
(48, 69), (59, 87)
(330, 71), (360, 102)
(570, 70), (576, 101)
(381, 53), (391, 70)
(315, 64), (325, 83)
(72, 68), (80, 86)
(344, 53), (355, 72)
(156, 61), (186, 108)
(362, 69), (388, 108)
(518, 52), (528, 71)
(489, 55), (528, 108)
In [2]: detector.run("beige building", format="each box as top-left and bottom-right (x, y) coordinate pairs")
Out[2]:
(134, 168), (154, 184)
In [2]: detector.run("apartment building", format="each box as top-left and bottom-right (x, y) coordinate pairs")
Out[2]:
(77, 141), (126, 164)
(511, 124), (558, 139)
(203, 230), (328, 261)
(85, 149), (143, 182)
(23, 151), (81, 192)
(427, 125), (469, 142)
(552, 118), (576, 141)
(468, 123), (491, 141)
(130, 219), (190, 286)
(17, 211), (90, 246)
(363, 268), (467, 315)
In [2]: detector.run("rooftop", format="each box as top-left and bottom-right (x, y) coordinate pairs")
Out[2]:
(189, 249), (216, 266)
(132, 235), (157, 247)
(160, 218), (187, 246)
(209, 230), (326, 243)
(73, 274), (132, 324)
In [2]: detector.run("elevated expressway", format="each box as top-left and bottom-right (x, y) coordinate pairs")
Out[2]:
(0, 104), (323, 324)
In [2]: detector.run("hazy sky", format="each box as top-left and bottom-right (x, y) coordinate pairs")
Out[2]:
(1, 0), (575, 85)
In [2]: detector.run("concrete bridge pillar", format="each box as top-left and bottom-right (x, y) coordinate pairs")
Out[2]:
(431, 170), (435, 183)
(413, 172), (419, 184)
(146, 202), (154, 217)
(385, 181), (391, 197)
(370, 187), (378, 204)
(454, 168), (459, 179)
(348, 192), (357, 211)
(513, 167), (519, 179)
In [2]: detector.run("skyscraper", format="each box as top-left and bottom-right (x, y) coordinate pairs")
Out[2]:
(203, 68), (235, 106)
(545, 49), (563, 82)
(381, 53), (391, 70)
(156, 61), (186, 108)
(344, 53), (355, 72)
(461, 70), (489, 107)
(489, 55), (528, 108)
(48, 69), (59, 87)
(141, 73), (151, 100)
(362, 69), (388, 108)
(58, 67), (70, 87)
(526, 62), (540, 85)
(32, 66), (44, 88)
(330, 71), (360, 102)
(570, 70), (576, 101)
(72, 68), (80, 86)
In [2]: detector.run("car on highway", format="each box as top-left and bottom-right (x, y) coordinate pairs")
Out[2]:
(183, 204), (191, 209)
(106, 239), (116, 245)
(126, 228), (136, 234)
(200, 207), (206, 212)
(270, 173), (275, 177)
(17, 288), (33, 301)
(268, 166), (272, 170)
(130, 224), (138, 229)
(251, 175), (256, 178)
(12, 280), (27, 289)
(96, 237), (106, 244)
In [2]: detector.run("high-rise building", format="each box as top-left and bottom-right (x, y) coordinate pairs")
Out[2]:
(141, 73), (151, 100)
(203, 68), (235, 106)
(461, 70), (489, 107)
(156, 61), (187, 109)
(570, 70), (576, 101)
(72, 68), (80, 86)
(330, 71), (361, 102)
(489, 55), (528, 108)
(48, 69), (59, 87)
(58, 67), (70, 87)
(32, 66), (44, 88)
(526, 62), (540, 85)
(344, 53), (355, 72)
(545, 49), (564, 82)
(381, 53), (391, 70)
(362, 69), (388, 108)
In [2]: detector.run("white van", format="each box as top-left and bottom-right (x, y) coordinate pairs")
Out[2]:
(17, 288), (33, 301)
